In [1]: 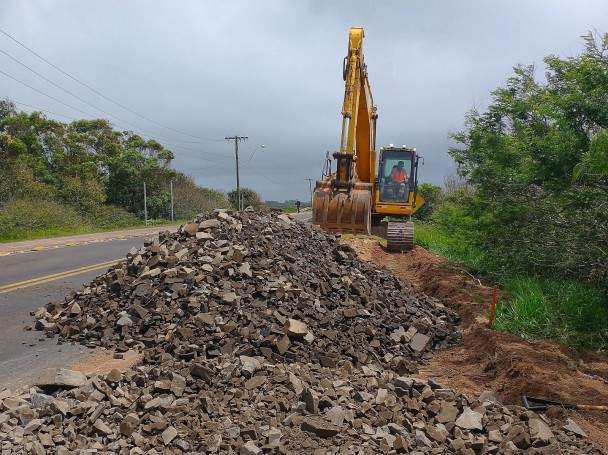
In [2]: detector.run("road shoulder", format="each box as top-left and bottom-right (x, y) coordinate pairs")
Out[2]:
(0, 225), (180, 256)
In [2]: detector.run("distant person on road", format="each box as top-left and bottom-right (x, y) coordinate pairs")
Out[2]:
(295, 199), (301, 213)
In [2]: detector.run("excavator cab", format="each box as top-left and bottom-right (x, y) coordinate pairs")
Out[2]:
(370, 147), (424, 252)
(374, 146), (423, 219)
(378, 150), (414, 202)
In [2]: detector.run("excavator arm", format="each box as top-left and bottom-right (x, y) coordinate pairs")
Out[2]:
(339, 27), (377, 183)
(313, 27), (376, 234)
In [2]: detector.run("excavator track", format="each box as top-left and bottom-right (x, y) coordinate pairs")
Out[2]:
(386, 221), (414, 252)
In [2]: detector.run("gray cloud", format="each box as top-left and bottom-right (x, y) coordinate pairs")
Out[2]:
(1, 0), (607, 201)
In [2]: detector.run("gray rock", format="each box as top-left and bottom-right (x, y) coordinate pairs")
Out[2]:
(240, 440), (262, 455)
(326, 406), (345, 425)
(35, 368), (87, 389)
(268, 428), (282, 447)
(529, 418), (554, 444)
(302, 387), (319, 414)
(455, 407), (483, 430)
(239, 356), (261, 376)
(410, 333), (431, 352)
(436, 401), (459, 424)
(162, 426), (178, 445)
(301, 417), (340, 437)
(200, 219), (221, 229)
(562, 418), (587, 438)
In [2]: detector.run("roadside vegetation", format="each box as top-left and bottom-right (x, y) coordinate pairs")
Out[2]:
(0, 99), (268, 242)
(414, 32), (608, 351)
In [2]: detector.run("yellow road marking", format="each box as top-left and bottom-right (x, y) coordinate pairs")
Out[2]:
(32, 246), (46, 251)
(0, 258), (122, 295)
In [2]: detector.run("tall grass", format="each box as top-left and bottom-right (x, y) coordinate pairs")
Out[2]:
(0, 197), (93, 241)
(414, 223), (488, 275)
(494, 277), (608, 350)
(0, 197), (164, 242)
(415, 222), (608, 351)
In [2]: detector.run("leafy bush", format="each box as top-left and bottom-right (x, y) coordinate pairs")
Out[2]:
(91, 204), (141, 230)
(227, 187), (266, 212)
(413, 183), (443, 221)
(172, 174), (231, 220)
(447, 33), (608, 287)
(57, 176), (107, 216)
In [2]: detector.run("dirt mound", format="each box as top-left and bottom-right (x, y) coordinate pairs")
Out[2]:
(345, 237), (608, 451)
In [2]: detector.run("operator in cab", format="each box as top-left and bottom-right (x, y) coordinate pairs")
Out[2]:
(389, 160), (408, 199)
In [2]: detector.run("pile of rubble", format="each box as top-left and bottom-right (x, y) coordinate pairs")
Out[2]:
(0, 211), (601, 453)
(33, 210), (459, 373)
(0, 363), (598, 454)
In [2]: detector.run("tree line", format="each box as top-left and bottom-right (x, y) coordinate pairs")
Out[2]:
(0, 100), (265, 239)
(415, 31), (608, 342)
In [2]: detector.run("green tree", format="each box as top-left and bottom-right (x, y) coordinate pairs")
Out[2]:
(448, 31), (608, 286)
(105, 134), (175, 216)
(413, 183), (443, 221)
(172, 173), (231, 220)
(227, 188), (266, 211)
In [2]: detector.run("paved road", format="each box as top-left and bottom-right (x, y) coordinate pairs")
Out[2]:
(0, 236), (150, 390)
(291, 211), (312, 223)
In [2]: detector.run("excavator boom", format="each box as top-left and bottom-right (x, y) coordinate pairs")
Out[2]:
(313, 27), (376, 235)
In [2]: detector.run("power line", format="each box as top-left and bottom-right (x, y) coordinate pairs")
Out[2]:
(3, 93), (230, 165)
(0, 49), (226, 146)
(0, 28), (223, 142)
(12, 100), (78, 121)
(175, 163), (228, 172)
(0, 70), (231, 161)
(153, 141), (233, 159)
(172, 151), (233, 165)
(241, 162), (285, 187)
(0, 69), (94, 118)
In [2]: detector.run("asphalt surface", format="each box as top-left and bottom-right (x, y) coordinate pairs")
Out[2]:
(0, 237), (146, 390)
(291, 211), (311, 223)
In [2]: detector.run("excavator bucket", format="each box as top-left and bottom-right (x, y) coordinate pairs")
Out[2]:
(313, 181), (372, 235)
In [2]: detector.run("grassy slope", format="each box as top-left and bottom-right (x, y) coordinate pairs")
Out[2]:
(415, 222), (608, 351)
(0, 198), (181, 243)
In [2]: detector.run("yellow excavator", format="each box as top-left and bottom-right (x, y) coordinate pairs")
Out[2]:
(313, 27), (425, 251)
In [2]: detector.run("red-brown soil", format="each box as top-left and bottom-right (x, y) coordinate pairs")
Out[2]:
(69, 349), (142, 375)
(345, 238), (608, 451)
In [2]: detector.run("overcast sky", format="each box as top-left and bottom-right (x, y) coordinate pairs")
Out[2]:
(1, 1), (607, 201)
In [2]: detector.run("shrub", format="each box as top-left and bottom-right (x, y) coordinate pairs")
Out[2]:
(0, 197), (92, 241)
(91, 204), (141, 230)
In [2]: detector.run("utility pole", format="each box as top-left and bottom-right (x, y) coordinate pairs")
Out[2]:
(305, 178), (315, 207)
(225, 135), (248, 210)
(170, 180), (174, 223)
(143, 182), (148, 226)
